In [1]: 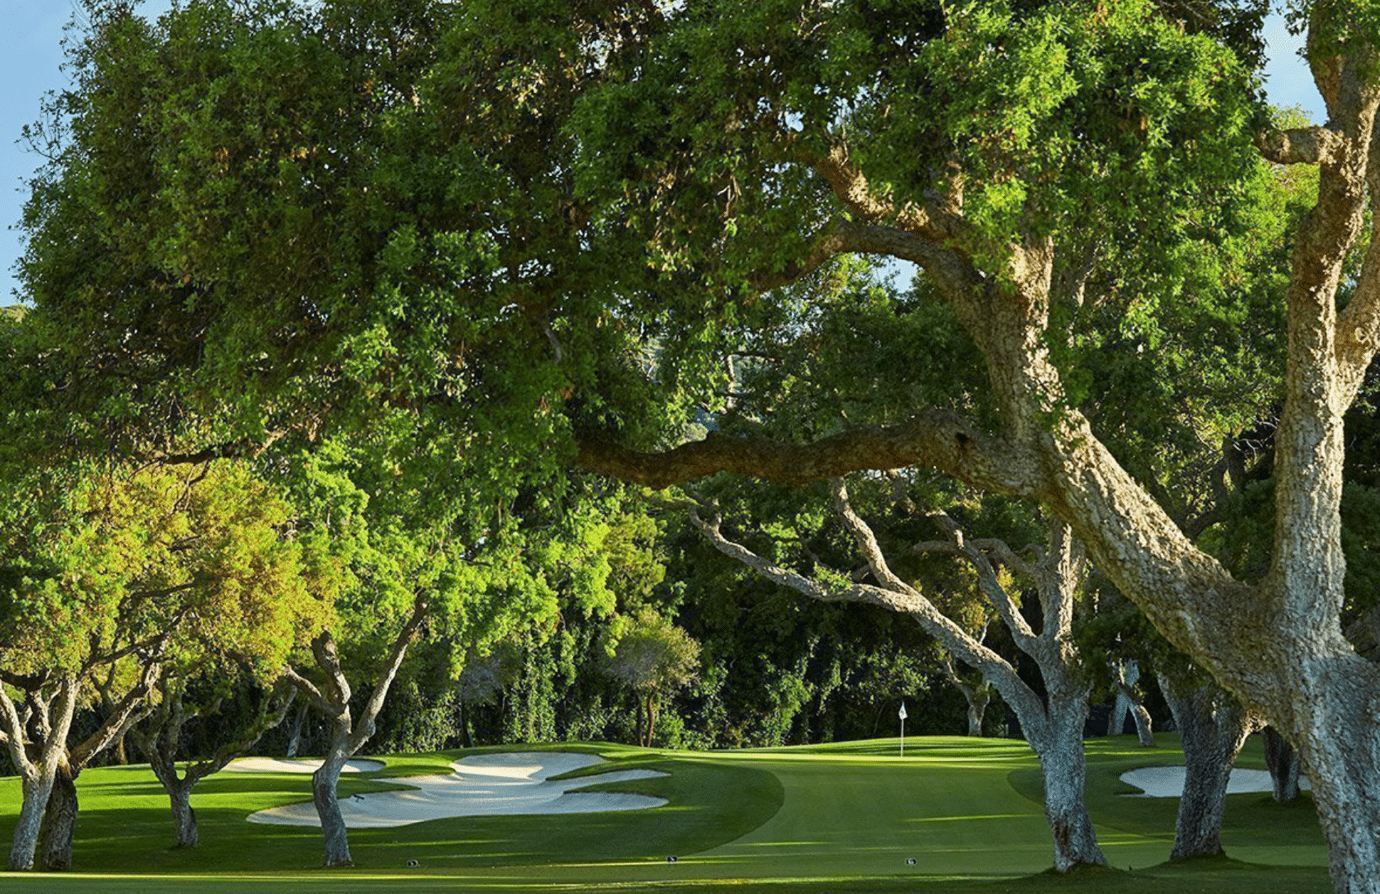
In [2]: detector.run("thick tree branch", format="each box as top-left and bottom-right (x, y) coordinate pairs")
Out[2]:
(829, 480), (920, 595)
(749, 216), (982, 297)
(1257, 127), (1346, 165)
(1335, 228), (1380, 404)
(576, 411), (1048, 496)
(311, 632), (352, 713)
(0, 685), (30, 774)
(809, 144), (968, 242)
(281, 667), (332, 715)
(1038, 518), (1082, 643)
(70, 656), (161, 769)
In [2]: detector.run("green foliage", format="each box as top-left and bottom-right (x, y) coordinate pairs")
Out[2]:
(0, 460), (323, 680)
(602, 608), (701, 696)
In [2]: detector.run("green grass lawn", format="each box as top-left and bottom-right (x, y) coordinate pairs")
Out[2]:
(0, 734), (1332, 893)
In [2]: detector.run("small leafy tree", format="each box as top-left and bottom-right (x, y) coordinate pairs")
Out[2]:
(603, 609), (700, 748)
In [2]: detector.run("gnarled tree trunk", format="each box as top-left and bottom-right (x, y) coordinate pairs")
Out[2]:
(38, 764), (79, 871)
(1026, 684), (1103, 871)
(7, 771), (57, 871)
(313, 729), (354, 868)
(1160, 673), (1256, 860)
(284, 595), (427, 868)
(168, 780), (199, 849)
(693, 500), (1107, 871)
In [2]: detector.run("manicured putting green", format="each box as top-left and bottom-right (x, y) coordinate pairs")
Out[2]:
(0, 735), (1332, 893)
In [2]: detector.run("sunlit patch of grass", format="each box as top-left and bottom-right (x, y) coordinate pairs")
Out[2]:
(0, 734), (1334, 892)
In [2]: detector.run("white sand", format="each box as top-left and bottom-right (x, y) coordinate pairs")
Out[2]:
(227, 757), (386, 774)
(1121, 765), (1311, 798)
(246, 751), (668, 828)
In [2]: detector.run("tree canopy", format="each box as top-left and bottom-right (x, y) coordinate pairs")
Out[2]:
(18, 0), (1380, 890)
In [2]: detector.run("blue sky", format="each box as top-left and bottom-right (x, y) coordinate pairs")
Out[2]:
(0, 4), (1329, 305)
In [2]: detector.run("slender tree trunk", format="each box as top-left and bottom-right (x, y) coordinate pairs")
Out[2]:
(645, 695), (657, 748)
(8, 771), (56, 871)
(1263, 727), (1301, 802)
(1028, 692), (1105, 872)
(1130, 701), (1155, 748)
(313, 723), (354, 868)
(459, 701), (474, 749)
(39, 764), (79, 871)
(1160, 674), (1254, 860)
(967, 689), (990, 738)
(285, 702), (308, 759)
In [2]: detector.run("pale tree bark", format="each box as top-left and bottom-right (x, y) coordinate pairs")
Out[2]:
(1262, 727), (1301, 802)
(38, 660), (161, 871)
(283, 593), (428, 868)
(692, 490), (1106, 871)
(0, 677), (78, 871)
(284, 701), (309, 759)
(0, 659), (157, 872)
(1159, 672), (1260, 860)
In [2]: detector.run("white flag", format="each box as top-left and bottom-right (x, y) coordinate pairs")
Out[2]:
(898, 702), (908, 720)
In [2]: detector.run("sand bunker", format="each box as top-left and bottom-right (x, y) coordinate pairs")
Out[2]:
(228, 757), (385, 774)
(1121, 766), (1311, 798)
(246, 751), (668, 828)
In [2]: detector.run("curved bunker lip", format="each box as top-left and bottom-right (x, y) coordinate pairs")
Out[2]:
(245, 751), (669, 828)
(228, 757), (386, 774)
(1119, 766), (1311, 798)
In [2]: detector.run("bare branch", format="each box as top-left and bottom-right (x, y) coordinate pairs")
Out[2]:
(829, 479), (918, 595)
(687, 503), (1039, 715)
(912, 537), (1040, 580)
(70, 657), (162, 770)
(928, 511), (1038, 648)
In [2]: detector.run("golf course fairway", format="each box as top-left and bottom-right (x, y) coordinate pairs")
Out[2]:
(0, 735), (1333, 893)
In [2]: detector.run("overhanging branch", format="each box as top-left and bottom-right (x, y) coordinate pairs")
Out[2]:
(576, 411), (1048, 496)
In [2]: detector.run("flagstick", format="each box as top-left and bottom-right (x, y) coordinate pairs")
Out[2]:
(899, 701), (907, 757)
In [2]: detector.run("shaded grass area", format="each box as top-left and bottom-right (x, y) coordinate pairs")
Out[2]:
(0, 734), (1333, 892)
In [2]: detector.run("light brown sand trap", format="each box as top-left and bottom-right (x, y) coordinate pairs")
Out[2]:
(228, 757), (385, 774)
(246, 751), (668, 828)
(1120, 766), (1311, 798)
